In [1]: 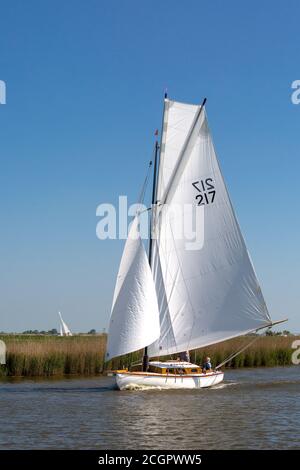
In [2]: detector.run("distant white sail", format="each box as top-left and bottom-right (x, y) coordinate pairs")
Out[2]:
(148, 99), (271, 357)
(58, 311), (72, 336)
(106, 216), (160, 360)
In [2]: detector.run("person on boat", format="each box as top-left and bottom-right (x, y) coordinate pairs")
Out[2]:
(179, 351), (190, 362)
(202, 356), (212, 373)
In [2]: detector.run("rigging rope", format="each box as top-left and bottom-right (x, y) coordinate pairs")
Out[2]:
(214, 329), (270, 370)
(138, 161), (152, 205)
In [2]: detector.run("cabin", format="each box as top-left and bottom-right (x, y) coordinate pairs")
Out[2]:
(128, 360), (202, 375)
(149, 361), (202, 375)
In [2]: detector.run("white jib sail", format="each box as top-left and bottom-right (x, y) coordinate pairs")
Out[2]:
(148, 99), (272, 357)
(58, 311), (72, 336)
(106, 216), (160, 360)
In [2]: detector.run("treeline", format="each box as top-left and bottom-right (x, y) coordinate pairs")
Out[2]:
(0, 329), (99, 335)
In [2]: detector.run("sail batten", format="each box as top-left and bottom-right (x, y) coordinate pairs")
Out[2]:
(148, 100), (272, 357)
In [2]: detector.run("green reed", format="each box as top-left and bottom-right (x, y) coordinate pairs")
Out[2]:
(0, 334), (296, 377)
(0, 335), (106, 377)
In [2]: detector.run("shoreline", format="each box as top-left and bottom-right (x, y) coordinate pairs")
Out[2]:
(0, 364), (297, 382)
(0, 334), (297, 378)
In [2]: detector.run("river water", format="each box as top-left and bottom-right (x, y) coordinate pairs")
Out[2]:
(0, 366), (299, 449)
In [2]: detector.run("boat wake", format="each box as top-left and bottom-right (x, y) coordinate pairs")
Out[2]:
(120, 381), (237, 392)
(210, 382), (238, 390)
(121, 383), (163, 391)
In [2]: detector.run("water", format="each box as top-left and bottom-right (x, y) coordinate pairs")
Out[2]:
(0, 367), (299, 449)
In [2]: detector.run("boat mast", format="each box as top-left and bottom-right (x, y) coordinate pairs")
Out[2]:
(142, 92), (167, 372)
(148, 140), (159, 265)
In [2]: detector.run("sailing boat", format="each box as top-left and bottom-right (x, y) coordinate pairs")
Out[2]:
(58, 311), (72, 337)
(106, 95), (286, 390)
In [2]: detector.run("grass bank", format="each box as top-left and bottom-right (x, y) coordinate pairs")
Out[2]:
(0, 334), (297, 377)
(0, 335), (106, 377)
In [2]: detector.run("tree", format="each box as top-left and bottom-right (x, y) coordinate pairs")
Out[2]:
(266, 330), (274, 336)
(283, 330), (291, 336)
(48, 328), (58, 335)
(88, 329), (96, 335)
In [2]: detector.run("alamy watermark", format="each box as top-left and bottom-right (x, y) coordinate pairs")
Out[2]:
(96, 196), (205, 251)
(291, 80), (300, 104)
(0, 340), (6, 365)
(0, 80), (6, 105)
(291, 340), (300, 365)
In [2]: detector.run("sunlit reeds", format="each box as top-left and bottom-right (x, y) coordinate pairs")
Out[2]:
(0, 334), (296, 377)
(0, 335), (105, 377)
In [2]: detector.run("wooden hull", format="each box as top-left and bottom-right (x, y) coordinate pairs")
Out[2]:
(115, 370), (224, 390)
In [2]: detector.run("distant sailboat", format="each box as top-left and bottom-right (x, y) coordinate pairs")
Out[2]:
(58, 311), (72, 336)
(106, 95), (287, 390)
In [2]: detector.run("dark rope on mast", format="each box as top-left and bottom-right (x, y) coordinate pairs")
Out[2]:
(142, 137), (160, 372)
(138, 160), (152, 205)
(142, 92), (168, 372)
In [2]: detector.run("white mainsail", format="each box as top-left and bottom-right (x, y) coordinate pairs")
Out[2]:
(106, 216), (160, 360)
(148, 99), (272, 357)
(156, 99), (199, 201)
(58, 311), (72, 336)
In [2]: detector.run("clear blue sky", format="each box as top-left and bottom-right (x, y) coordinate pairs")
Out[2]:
(0, 0), (299, 333)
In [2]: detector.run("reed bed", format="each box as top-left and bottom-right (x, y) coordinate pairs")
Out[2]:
(0, 334), (297, 377)
(0, 335), (106, 377)
(191, 335), (294, 369)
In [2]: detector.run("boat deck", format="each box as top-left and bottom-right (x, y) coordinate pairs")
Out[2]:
(114, 370), (222, 378)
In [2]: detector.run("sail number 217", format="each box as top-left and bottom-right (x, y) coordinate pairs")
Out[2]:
(192, 178), (216, 206)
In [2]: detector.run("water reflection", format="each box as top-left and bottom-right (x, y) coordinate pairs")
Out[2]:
(0, 367), (299, 449)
